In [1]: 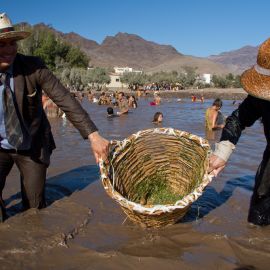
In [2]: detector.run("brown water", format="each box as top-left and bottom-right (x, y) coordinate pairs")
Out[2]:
(1, 97), (270, 270)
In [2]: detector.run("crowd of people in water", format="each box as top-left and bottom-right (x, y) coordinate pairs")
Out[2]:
(191, 94), (204, 103)
(42, 89), (228, 134)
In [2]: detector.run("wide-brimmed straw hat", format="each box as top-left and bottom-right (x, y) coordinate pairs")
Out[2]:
(241, 38), (270, 101)
(0, 13), (30, 41)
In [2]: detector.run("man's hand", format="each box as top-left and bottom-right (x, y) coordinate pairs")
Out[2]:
(88, 131), (109, 163)
(208, 154), (226, 177)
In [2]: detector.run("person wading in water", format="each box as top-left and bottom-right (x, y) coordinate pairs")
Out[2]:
(209, 38), (270, 226)
(0, 13), (109, 221)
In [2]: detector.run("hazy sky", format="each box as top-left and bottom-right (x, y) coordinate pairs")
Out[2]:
(2, 0), (270, 56)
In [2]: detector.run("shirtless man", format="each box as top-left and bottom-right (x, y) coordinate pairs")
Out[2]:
(205, 98), (225, 130)
(117, 92), (129, 115)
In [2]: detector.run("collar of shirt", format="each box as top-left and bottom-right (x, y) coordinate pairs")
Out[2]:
(0, 66), (13, 78)
(0, 66), (14, 91)
(0, 65), (13, 75)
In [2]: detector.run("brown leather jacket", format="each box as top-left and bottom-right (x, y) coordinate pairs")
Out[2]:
(12, 53), (98, 165)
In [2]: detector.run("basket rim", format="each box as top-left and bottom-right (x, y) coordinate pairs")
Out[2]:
(99, 127), (213, 215)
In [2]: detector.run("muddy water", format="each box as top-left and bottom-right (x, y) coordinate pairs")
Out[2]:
(1, 97), (270, 270)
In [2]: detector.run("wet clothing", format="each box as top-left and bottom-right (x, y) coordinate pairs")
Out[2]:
(0, 54), (98, 220)
(205, 108), (212, 130)
(0, 150), (47, 218)
(217, 111), (225, 126)
(205, 108), (225, 130)
(220, 95), (270, 225)
(118, 98), (129, 113)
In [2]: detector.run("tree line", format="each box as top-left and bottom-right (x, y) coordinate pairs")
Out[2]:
(121, 67), (242, 89)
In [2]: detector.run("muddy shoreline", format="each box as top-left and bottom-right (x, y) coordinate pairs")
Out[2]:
(99, 87), (248, 100)
(151, 88), (247, 100)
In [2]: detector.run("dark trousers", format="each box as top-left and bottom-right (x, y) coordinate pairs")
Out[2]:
(248, 152), (270, 225)
(0, 150), (47, 221)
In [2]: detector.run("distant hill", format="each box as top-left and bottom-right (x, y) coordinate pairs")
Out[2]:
(17, 22), (234, 75)
(64, 32), (100, 51)
(84, 32), (182, 69)
(63, 31), (231, 74)
(146, 55), (230, 75)
(208, 45), (259, 74)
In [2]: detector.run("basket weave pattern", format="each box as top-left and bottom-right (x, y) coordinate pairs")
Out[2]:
(100, 128), (212, 227)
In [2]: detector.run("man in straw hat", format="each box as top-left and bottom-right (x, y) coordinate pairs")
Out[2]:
(209, 38), (270, 226)
(0, 13), (109, 221)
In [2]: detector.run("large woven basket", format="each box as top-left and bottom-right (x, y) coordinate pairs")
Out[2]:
(99, 128), (212, 228)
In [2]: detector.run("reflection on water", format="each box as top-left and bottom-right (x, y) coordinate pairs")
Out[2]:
(1, 97), (269, 270)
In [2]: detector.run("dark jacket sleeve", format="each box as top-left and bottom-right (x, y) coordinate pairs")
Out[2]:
(36, 61), (98, 139)
(220, 95), (262, 145)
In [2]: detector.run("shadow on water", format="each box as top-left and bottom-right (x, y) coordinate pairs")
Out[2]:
(233, 266), (257, 270)
(4, 165), (100, 219)
(181, 175), (255, 223)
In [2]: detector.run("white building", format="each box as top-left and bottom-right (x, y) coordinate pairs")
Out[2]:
(106, 73), (128, 89)
(201, 73), (212, 84)
(106, 66), (143, 89)
(114, 66), (142, 75)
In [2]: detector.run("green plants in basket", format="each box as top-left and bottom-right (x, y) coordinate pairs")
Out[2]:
(133, 171), (185, 205)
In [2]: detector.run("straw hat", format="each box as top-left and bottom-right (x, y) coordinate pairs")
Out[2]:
(241, 38), (270, 101)
(0, 13), (30, 41)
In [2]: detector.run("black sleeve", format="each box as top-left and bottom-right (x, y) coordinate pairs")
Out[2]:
(220, 95), (262, 145)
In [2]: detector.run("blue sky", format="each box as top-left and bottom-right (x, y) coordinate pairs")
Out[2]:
(2, 0), (270, 56)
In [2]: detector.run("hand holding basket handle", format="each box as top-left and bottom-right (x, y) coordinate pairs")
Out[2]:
(208, 154), (226, 177)
(88, 131), (109, 163)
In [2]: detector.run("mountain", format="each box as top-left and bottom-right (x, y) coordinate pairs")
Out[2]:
(78, 32), (182, 69)
(208, 45), (259, 74)
(146, 55), (230, 75)
(63, 31), (231, 74)
(18, 22), (232, 74)
(64, 32), (100, 51)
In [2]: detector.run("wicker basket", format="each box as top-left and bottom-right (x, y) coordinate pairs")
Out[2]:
(99, 128), (212, 228)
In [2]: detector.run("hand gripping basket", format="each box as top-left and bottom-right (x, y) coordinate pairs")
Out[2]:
(99, 128), (212, 228)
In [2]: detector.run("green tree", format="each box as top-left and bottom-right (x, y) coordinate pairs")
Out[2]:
(34, 31), (57, 70)
(212, 75), (230, 88)
(181, 66), (197, 87)
(226, 73), (234, 81)
(16, 23), (90, 71)
(66, 47), (89, 68)
(16, 23), (35, 55)
(233, 75), (242, 88)
(121, 72), (148, 88)
(150, 71), (179, 87)
(60, 68), (71, 87)
(69, 68), (86, 90)
(87, 67), (111, 90)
